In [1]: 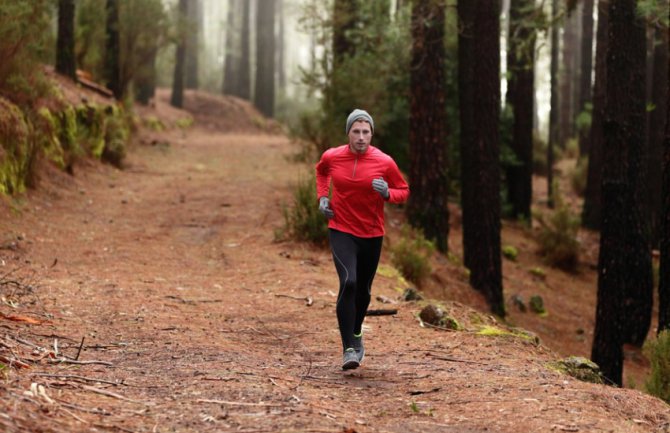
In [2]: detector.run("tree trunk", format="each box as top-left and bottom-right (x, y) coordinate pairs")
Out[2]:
(505, 0), (535, 221)
(592, 0), (650, 385)
(659, 7), (670, 333)
(135, 48), (157, 105)
(223, 0), (239, 95)
(56, 0), (76, 81)
(458, 0), (504, 316)
(407, 0), (449, 253)
(238, 0), (251, 100)
(582, 0), (608, 230)
(185, 0), (201, 89)
(171, 0), (188, 108)
(571, 4), (583, 141)
(277, 0), (286, 91)
(647, 6), (669, 247)
(105, 0), (121, 99)
(559, 10), (579, 148)
(547, 0), (560, 209)
(577, 0), (594, 156)
(254, 0), (275, 117)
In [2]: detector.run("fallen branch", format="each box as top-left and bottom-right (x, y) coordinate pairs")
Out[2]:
(31, 373), (121, 386)
(49, 358), (113, 366)
(409, 387), (441, 396)
(366, 308), (397, 316)
(0, 354), (30, 369)
(57, 399), (111, 415)
(197, 399), (283, 407)
(0, 312), (42, 325)
(425, 352), (487, 365)
(274, 294), (313, 307)
(75, 336), (85, 361)
(420, 321), (460, 332)
(80, 385), (147, 405)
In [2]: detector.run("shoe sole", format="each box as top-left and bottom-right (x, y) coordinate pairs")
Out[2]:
(342, 359), (360, 370)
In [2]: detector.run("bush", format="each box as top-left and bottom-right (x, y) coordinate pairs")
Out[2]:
(645, 330), (670, 403)
(390, 225), (434, 287)
(570, 156), (588, 197)
(0, 0), (54, 105)
(280, 174), (328, 246)
(0, 97), (34, 194)
(564, 138), (580, 159)
(502, 245), (518, 261)
(535, 201), (580, 271)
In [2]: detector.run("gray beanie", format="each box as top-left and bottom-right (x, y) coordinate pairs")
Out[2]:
(346, 109), (374, 135)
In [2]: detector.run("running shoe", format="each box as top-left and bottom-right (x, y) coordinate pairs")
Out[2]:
(353, 334), (365, 363)
(342, 348), (359, 370)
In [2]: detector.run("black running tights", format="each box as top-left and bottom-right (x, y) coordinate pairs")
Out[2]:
(329, 229), (383, 351)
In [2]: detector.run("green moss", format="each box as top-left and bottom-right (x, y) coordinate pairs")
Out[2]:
(0, 97), (32, 195)
(1, 86), (131, 196)
(549, 356), (604, 384)
(502, 245), (518, 261)
(102, 110), (129, 167)
(76, 104), (105, 158)
(476, 325), (540, 345)
(529, 295), (548, 316)
(529, 267), (546, 279)
(36, 107), (66, 168)
(144, 115), (165, 131)
(175, 116), (193, 129)
(377, 264), (412, 292)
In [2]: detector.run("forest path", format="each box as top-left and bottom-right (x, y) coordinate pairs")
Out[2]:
(1, 119), (669, 432)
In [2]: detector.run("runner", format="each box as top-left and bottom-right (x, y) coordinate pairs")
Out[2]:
(316, 109), (410, 370)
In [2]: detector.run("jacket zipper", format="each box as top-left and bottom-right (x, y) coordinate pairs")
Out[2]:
(352, 155), (358, 178)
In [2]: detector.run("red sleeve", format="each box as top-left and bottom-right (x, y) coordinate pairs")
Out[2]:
(315, 150), (332, 200)
(385, 158), (410, 204)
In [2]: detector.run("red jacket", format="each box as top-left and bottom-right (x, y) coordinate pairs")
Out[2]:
(316, 145), (410, 238)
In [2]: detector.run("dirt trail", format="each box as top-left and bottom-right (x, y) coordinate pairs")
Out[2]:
(1, 103), (670, 432)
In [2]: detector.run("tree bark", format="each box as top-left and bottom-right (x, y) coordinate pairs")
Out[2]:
(407, 0), (449, 253)
(105, 0), (121, 99)
(135, 48), (157, 105)
(223, 0), (239, 95)
(558, 11), (577, 148)
(592, 0), (651, 385)
(458, 0), (504, 316)
(659, 7), (670, 333)
(547, 0), (560, 209)
(577, 0), (594, 156)
(647, 5), (669, 246)
(582, 0), (608, 230)
(171, 0), (188, 108)
(238, 0), (251, 100)
(505, 0), (535, 221)
(56, 0), (76, 81)
(185, 0), (201, 89)
(254, 0), (276, 117)
(277, 0), (286, 91)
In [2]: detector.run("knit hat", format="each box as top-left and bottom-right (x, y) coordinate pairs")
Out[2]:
(346, 109), (374, 135)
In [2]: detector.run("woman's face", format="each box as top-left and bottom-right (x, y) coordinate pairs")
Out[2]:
(348, 120), (372, 154)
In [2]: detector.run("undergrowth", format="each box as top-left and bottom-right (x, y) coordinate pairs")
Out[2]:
(389, 225), (434, 287)
(534, 192), (580, 271)
(279, 174), (328, 246)
(645, 330), (670, 403)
